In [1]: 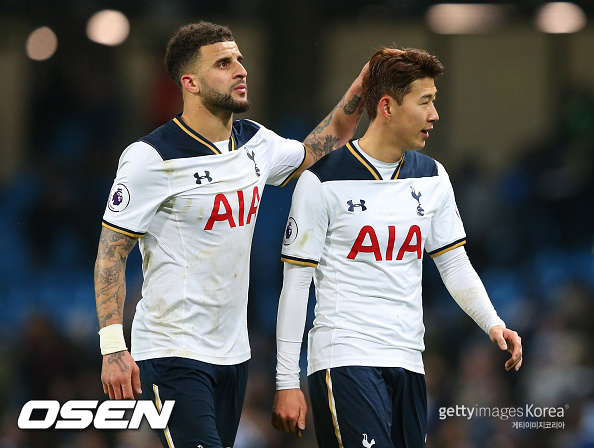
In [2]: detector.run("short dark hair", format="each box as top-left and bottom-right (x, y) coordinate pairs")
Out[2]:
(362, 47), (444, 120)
(165, 21), (235, 88)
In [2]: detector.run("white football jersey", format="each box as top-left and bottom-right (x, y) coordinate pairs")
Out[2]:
(281, 140), (466, 375)
(103, 116), (305, 365)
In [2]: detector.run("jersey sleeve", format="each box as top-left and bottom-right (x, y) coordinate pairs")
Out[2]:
(425, 162), (467, 258)
(258, 124), (307, 187)
(102, 142), (170, 237)
(280, 170), (328, 267)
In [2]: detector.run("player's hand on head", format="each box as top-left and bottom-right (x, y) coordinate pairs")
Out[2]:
(351, 61), (370, 96)
(357, 61), (370, 80)
(489, 325), (523, 371)
(101, 350), (142, 399)
(271, 389), (307, 438)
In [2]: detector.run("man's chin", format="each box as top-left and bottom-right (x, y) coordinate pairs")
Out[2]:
(232, 100), (251, 114)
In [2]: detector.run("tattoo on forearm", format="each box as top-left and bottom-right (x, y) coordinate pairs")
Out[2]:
(106, 351), (130, 373)
(94, 229), (137, 328)
(343, 94), (362, 115)
(304, 93), (364, 162)
(304, 132), (340, 162)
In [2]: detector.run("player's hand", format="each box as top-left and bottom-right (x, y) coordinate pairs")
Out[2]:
(489, 325), (523, 371)
(357, 61), (370, 82)
(352, 48), (404, 93)
(271, 389), (307, 438)
(350, 61), (369, 95)
(101, 351), (142, 399)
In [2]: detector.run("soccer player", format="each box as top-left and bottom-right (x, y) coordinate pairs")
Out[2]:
(272, 47), (523, 447)
(94, 21), (366, 448)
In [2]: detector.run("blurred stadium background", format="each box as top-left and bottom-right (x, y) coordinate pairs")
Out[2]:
(0, 1), (593, 447)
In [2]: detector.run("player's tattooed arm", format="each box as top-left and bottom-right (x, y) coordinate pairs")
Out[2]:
(297, 63), (367, 175)
(96, 228), (143, 400)
(94, 227), (138, 329)
(303, 93), (364, 162)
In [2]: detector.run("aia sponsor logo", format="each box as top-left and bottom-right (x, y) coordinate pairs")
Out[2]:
(348, 225), (422, 261)
(204, 186), (261, 230)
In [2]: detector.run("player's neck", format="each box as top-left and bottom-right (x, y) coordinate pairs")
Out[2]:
(180, 101), (233, 143)
(359, 125), (403, 163)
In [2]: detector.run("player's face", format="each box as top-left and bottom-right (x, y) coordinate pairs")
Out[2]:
(391, 77), (439, 151)
(196, 41), (250, 113)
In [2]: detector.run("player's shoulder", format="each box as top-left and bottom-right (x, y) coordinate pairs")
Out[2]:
(119, 140), (163, 164)
(233, 118), (262, 134)
(232, 119), (262, 147)
(113, 141), (166, 183)
(308, 144), (443, 183)
(137, 118), (195, 161)
(138, 119), (178, 147)
(397, 150), (440, 179)
(138, 116), (261, 160)
(308, 143), (372, 182)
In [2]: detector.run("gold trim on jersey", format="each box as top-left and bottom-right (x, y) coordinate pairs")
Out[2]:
(173, 117), (234, 155)
(281, 255), (318, 268)
(279, 144), (308, 187)
(101, 221), (144, 238)
(392, 153), (405, 180)
(346, 142), (381, 180)
(429, 239), (466, 258)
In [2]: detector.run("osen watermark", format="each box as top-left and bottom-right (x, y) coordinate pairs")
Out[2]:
(18, 400), (175, 430)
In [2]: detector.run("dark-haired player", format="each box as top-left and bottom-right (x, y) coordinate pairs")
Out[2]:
(272, 47), (522, 447)
(94, 21), (367, 448)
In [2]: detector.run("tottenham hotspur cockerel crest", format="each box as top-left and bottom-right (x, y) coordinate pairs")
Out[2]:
(411, 186), (424, 216)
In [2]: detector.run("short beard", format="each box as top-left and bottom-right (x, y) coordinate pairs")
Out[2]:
(200, 80), (250, 114)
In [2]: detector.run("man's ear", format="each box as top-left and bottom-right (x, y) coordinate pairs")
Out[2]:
(379, 95), (394, 121)
(180, 74), (200, 94)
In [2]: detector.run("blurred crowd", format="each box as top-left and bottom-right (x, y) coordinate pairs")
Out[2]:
(0, 31), (593, 448)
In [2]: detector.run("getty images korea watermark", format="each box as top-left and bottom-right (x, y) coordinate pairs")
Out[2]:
(438, 404), (567, 429)
(17, 400), (175, 430)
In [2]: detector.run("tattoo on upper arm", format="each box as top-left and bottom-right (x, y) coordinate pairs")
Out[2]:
(94, 228), (138, 328)
(304, 93), (364, 162)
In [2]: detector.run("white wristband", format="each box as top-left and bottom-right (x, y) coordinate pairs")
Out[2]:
(99, 324), (127, 355)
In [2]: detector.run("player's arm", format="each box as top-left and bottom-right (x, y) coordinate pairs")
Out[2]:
(294, 63), (368, 176)
(273, 171), (327, 437)
(94, 226), (142, 399)
(271, 263), (314, 438)
(433, 246), (523, 371)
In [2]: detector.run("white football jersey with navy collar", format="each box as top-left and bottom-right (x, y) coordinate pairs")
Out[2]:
(102, 115), (305, 365)
(281, 140), (466, 375)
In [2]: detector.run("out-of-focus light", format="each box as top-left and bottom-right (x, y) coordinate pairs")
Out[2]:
(426, 4), (507, 34)
(26, 26), (58, 61)
(86, 10), (130, 46)
(535, 2), (586, 33)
